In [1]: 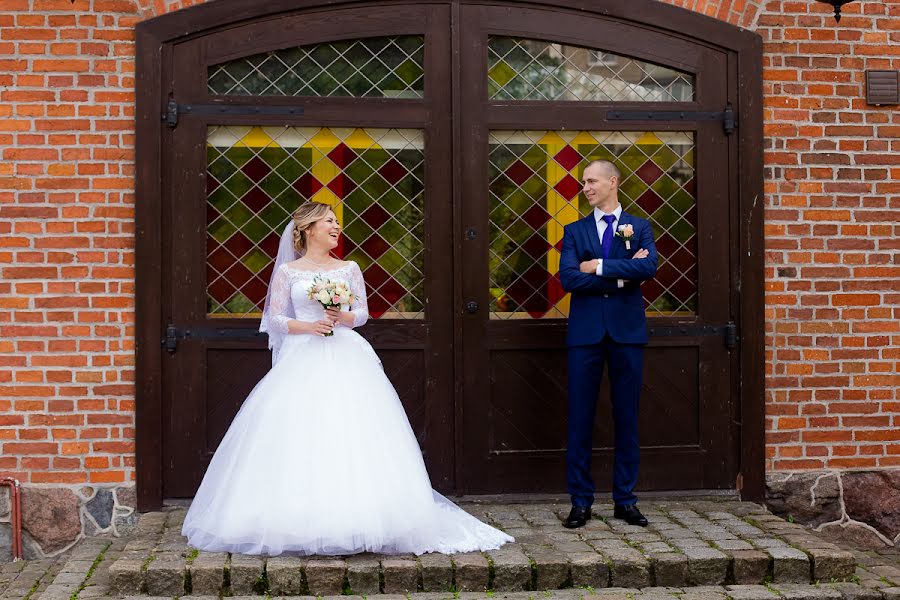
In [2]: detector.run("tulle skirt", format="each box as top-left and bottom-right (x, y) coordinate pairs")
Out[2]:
(182, 328), (513, 556)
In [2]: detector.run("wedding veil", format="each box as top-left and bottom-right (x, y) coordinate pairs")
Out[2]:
(259, 220), (300, 363)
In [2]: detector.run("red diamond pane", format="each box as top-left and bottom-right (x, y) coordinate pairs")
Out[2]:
(326, 173), (356, 197)
(224, 232), (254, 259)
(243, 277), (269, 306)
(361, 233), (390, 259)
(241, 187), (271, 213)
(378, 159), (407, 186)
(208, 246), (233, 274)
(553, 145), (582, 171)
(241, 156), (270, 183)
(363, 263), (390, 289)
(636, 189), (664, 215)
(505, 160), (534, 186)
(377, 277), (406, 305)
(293, 173), (323, 197)
(521, 233), (551, 259)
(327, 143), (357, 169)
(635, 161), (664, 185)
(208, 277), (235, 305)
(360, 203), (391, 230)
(521, 204), (551, 229)
(553, 174), (582, 201)
(223, 262), (253, 288)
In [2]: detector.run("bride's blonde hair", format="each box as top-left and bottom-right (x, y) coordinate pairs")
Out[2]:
(291, 201), (334, 254)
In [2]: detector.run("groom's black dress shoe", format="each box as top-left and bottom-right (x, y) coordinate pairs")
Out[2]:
(564, 505), (591, 529)
(614, 504), (648, 527)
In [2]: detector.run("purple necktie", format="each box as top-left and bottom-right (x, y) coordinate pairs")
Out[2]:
(600, 214), (616, 259)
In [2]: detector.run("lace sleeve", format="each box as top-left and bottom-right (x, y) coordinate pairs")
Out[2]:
(267, 265), (294, 334)
(348, 262), (369, 328)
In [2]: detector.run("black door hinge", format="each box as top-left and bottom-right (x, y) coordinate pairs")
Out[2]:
(607, 103), (737, 135)
(648, 320), (738, 349)
(162, 99), (305, 129)
(161, 324), (266, 354)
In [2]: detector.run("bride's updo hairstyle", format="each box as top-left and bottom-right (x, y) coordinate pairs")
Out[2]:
(291, 201), (333, 254)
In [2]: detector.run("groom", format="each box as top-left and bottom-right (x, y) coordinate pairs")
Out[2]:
(558, 160), (658, 529)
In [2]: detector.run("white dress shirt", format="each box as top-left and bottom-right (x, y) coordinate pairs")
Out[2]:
(593, 205), (625, 288)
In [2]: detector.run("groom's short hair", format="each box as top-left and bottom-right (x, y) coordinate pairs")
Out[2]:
(585, 159), (621, 182)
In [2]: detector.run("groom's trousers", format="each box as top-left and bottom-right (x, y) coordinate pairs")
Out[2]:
(566, 335), (643, 508)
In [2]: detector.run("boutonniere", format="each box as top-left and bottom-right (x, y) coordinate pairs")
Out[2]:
(615, 223), (635, 250)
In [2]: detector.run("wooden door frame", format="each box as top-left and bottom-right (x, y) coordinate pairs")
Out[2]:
(136, 0), (763, 511)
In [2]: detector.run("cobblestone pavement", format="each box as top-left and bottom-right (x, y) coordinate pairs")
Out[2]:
(2, 500), (899, 600)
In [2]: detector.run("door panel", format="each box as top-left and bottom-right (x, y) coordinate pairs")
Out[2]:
(457, 5), (737, 493)
(162, 5), (453, 498)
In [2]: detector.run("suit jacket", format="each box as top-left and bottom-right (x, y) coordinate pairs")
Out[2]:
(559, 211), (658, 347)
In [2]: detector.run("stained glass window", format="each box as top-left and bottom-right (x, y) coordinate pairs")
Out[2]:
(209, 36), (425, 98)
(206, 126), (425, 319)
(489, 130), (696, 319)
(488, 37), (694, 102)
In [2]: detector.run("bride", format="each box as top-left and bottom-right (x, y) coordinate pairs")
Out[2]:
(182, 201), (513, 556)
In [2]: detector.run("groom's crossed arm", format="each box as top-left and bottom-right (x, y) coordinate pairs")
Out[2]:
(597, 220), (658, 281)
(559, 226), (622, 294)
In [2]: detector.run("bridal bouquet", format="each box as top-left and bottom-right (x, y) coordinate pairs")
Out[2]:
(307, 276), (354, 336)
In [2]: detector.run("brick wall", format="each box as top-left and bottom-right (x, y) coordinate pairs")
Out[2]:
(0, 0), (898, 492)
(753, 0), (900, 472)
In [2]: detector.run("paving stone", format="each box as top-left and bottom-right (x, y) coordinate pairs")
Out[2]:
(487, 546), (531, 591)
(724, 584), (780, 600)
(145, 559), (186, 596)
(108, 558), (144, 595)
(346, 554), (381, 595)
(50, 571), (85, 585)
(731, 550), (771, 585)
(768, 547), (811, 583)
(453, 552), (489, 592)
(828, 582), (882, 600)
(605, 547), (651, 589)
(305, 558), (346, 596)
(643, 542), (677, 553)
(881, 589), (900, 600)
(716, 540), (756, 551)
(683, 546), (729, 585)
(188, 552), (226, 595)
(418, 552), (452, 592)
(871, 567), (900, 585)
(266, 557), (306, 596)
(680, 585), (729, 600)
(771, 583), (842, 600)
(381, 556), (417, 594)
(585, 591), (638, 600)
(228, 554), (265, 595)
(570, 551), (610, 588)
(809, 549), (856, 582)
(651, 552), (689, 587)
(527, 547), (570, 589)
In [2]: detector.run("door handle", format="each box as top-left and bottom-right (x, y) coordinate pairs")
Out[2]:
(465, 301), (479, 314)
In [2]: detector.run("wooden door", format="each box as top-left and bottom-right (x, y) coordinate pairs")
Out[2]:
(160, 5), (454, 497)
(456, 5), (738, 494)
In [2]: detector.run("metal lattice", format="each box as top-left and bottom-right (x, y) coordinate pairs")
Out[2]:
(488, 37), (694, 102)
(489, 130), (697, 319)
(206, 126), (425, 319)
(209, 36), (425, 98)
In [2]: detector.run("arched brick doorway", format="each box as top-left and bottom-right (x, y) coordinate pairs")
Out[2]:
(135, 0), (763, 510)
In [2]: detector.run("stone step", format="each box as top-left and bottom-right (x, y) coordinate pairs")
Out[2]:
(95, 503), (861, 598)
(42, 584), (900, 600)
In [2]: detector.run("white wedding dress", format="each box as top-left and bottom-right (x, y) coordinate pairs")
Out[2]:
(182, 261), (513, 556)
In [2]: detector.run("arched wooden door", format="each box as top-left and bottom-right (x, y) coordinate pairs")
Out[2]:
(135, 0), (763, 508)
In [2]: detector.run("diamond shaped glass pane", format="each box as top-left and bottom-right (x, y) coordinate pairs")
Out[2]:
(488, 37), (694, 102)
(207, 126), (425, 320)
(208, 36), (425, 98)
(489, 130), (696, 320)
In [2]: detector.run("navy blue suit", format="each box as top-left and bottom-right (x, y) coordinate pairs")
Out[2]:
(559, 211), (658, 507)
